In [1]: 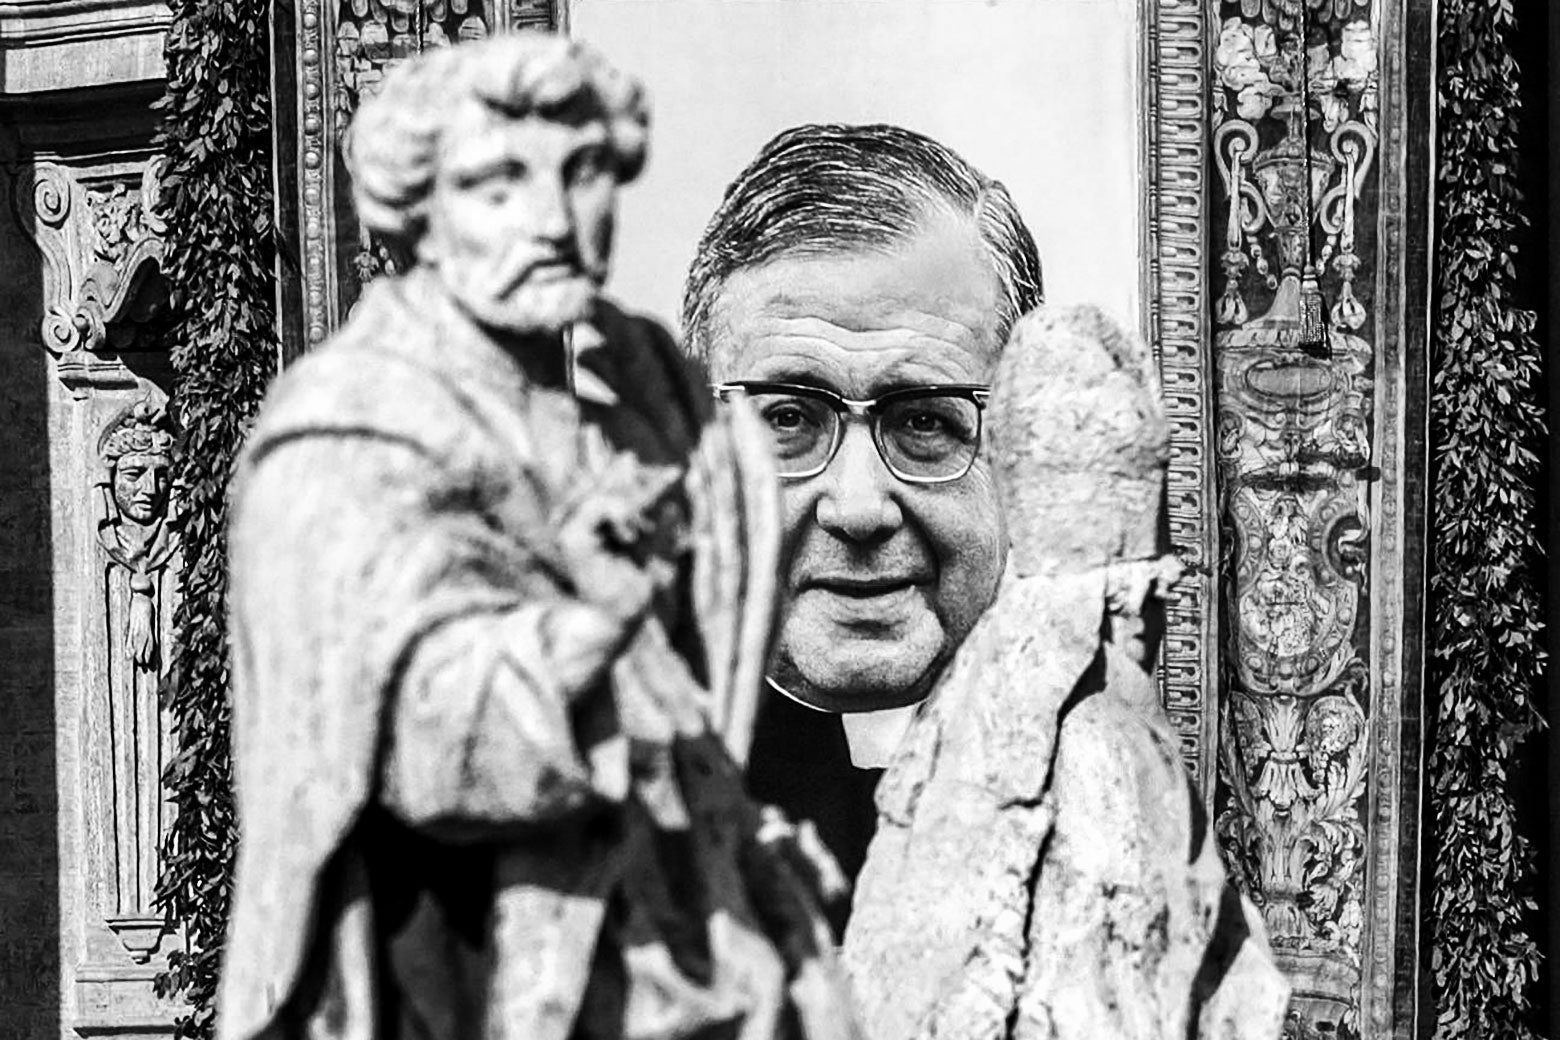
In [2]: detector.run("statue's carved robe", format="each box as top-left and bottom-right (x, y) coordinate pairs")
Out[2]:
(219, 270), (850, 1040)
(844, 571), (1290, 1040)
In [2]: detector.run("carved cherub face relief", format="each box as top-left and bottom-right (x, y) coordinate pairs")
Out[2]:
(418, 98), (617, 334)
(112, 451), (171, 524)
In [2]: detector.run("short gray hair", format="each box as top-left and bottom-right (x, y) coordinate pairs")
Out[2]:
(682, 123), (1043, 363)
(344, 32), (648, 250)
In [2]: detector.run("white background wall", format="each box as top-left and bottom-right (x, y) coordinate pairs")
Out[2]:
(570, 0), (1144, 338)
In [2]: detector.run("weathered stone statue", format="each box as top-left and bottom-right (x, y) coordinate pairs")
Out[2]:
(843, 305), (1291, 1039)
(218, 33), (854, 1040)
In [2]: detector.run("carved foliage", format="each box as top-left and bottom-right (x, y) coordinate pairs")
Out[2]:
(1209, 0), (1383, 1035)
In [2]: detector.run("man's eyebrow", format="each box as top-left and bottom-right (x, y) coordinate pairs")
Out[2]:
(746, 369), (838, 392)
(863, 363), (967, 396)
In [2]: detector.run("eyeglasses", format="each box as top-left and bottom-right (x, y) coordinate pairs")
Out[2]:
(713, 381), (990, 484)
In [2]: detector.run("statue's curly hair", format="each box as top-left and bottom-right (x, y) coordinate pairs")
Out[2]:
(99, 399), (175, 465)
(344, 32), (649, 249)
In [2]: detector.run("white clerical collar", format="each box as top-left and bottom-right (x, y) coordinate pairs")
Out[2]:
(765, 678), (918, 769)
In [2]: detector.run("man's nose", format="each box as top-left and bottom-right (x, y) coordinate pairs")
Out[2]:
(814, 426), (903, 543)
(523, 175), (573, 243)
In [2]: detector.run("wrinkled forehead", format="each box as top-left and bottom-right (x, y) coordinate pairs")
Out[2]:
(437, 97), (610, 177)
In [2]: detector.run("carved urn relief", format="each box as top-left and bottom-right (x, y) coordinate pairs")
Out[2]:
(1207, 1), (1421, 1036)
(4, 144), (184, 1031)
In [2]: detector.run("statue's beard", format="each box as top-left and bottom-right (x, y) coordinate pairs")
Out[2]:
(464, 276), (597, 334)
(438, 242), (606, 334)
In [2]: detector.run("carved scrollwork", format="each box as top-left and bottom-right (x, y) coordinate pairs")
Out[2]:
(1210, 0), (1386, 1035)
(1219, 685), (1369, 951)
(77, 167), (170, 354)
(4, 160), (169, 373)
(8, 163), (80, 354)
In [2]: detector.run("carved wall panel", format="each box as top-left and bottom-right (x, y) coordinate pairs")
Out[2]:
(1205, 1), (1429, 1037)
(2, 146), (181, 1035)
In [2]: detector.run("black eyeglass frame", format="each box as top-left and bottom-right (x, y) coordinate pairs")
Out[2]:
(713, 380), (992, 485)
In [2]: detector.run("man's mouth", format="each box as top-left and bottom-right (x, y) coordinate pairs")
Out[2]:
(794, 576), (929, 631)
(524, 258), (582, 283)
(488, 246), (585, 297)
(807, 576), (922, 598)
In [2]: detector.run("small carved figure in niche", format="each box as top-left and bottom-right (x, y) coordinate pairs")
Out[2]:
(95, 397), (179, 950)
(843, 305), (1291, 1040)
(219, 32), (855, 1040)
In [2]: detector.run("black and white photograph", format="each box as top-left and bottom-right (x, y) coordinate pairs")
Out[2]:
(0, 1), (1555, 1038)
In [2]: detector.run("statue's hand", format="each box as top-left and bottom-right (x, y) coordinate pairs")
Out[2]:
(555, 462), (683, 625)
(755, 805), (851, 908)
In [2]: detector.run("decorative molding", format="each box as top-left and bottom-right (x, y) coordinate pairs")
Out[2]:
(3, 158), (168, 393)
(1144, 0), (1218, 797)
(1358, 0), (1429, 1033)
(0, 0), (169, 47)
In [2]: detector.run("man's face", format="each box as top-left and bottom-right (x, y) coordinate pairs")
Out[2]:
(419, 97), (616, 333)
(706, 214), (1008, 711)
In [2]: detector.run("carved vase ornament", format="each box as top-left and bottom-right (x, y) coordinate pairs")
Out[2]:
(1210, 0), (1383, 1035)
(95, 396), (180, 961)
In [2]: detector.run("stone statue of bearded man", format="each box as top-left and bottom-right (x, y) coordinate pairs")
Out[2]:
(218, 33), (855, 1040)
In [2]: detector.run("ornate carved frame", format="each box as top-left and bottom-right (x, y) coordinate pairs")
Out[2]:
(1141, 0), (1221, 800)
(271, 2), (1432, 1034)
